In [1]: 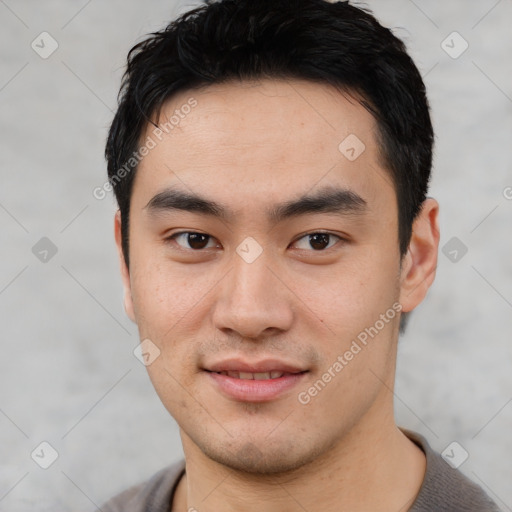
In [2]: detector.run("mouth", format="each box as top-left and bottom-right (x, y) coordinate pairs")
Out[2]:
(203, 359), (308, 402)
(210, 370), (301, 380)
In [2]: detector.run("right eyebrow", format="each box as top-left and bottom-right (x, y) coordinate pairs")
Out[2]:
(144, 188), (230, 221)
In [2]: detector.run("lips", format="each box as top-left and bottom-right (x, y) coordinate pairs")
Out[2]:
(205, 358), (306, 374)
(213, 370), (290, 380)
(204, 358), (308, 402)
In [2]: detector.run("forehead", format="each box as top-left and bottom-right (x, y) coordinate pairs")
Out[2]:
(133, 79), (394, 216)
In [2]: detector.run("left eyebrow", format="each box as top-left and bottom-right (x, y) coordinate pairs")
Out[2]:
(268, 186), (367, 223)
(144, 185), (368, 224)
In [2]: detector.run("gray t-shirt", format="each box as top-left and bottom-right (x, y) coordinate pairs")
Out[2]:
(101, 429), (501, 511)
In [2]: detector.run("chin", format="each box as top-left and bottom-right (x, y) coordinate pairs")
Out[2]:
(195, 434), (328, 476)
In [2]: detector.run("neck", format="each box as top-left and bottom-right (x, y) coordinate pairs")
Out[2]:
(172, 401), (426, 512)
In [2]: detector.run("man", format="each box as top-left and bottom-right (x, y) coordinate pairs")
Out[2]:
(102, 0), (500, 510)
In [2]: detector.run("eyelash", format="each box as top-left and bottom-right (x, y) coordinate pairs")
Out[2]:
(164, 231), (345, 252)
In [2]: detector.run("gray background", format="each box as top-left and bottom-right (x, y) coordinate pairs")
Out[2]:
(1, 0), (511, 510)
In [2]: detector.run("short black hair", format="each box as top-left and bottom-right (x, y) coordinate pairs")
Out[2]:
(105, 0), (434, 330)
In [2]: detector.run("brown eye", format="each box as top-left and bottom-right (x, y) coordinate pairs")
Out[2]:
(309, 233), (330, 250)
(169, 232), (217, 250)
(293, 232), (341, 251)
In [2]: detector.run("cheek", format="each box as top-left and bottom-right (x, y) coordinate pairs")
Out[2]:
(130, 256), (195, 326)
(297, 251), (399, 330)
(128, 254), (223, 367)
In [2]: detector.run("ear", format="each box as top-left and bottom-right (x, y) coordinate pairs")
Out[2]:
(399, 198), (440, 313)
(114, 210), (136, 323)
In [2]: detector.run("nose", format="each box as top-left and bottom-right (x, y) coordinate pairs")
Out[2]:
(211, 248), (294, 340)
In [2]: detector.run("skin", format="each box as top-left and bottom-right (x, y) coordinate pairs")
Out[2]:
(114, 78), (439, 511)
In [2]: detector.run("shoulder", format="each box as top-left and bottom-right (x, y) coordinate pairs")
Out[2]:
(101, 459), (186, 512)
(402, 429), (501, 512)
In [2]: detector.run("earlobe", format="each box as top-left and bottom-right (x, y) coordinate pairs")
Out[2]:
(399, 198), (440, 313)
(114, 210), (136, 323)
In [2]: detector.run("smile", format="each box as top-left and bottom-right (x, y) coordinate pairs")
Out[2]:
(212, 370), (294, 380)
(206, 369), (308, 402)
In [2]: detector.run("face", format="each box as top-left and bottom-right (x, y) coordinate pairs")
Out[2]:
(115, 79), (435, 474)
